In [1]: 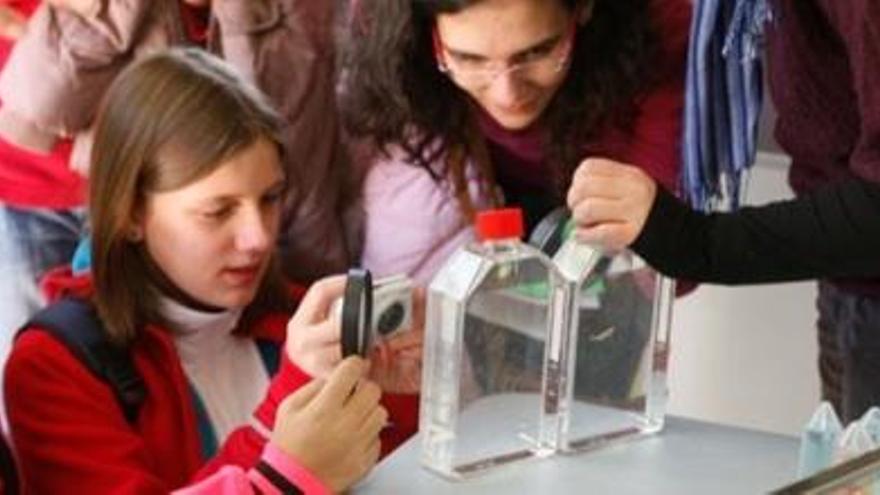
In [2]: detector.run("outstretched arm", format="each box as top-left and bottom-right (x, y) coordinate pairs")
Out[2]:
(568, 159), (880, 284)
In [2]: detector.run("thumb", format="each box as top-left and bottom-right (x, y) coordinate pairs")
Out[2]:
(278, 378), (324, 415)
(313, 356), (368, 410)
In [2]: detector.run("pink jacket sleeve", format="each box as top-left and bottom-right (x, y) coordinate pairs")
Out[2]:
(176, 445), (329, 495)
(360, 145), (494, 285)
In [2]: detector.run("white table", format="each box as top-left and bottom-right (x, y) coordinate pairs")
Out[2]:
(356, 416), (801, 494)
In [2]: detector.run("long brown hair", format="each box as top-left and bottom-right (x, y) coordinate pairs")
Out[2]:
(89, 48), (293, 347)
(341, 0), (659, 203)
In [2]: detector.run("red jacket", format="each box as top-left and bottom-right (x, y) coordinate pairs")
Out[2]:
(4, 271), (419, 493)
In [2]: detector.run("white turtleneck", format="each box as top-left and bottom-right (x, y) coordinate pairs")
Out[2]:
(160, 297), (270, 444)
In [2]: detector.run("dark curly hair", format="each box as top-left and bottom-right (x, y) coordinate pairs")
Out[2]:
(340, 0), (660, 211)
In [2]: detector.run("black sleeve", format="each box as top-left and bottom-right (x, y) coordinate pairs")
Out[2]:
(631, 176), (880, 284)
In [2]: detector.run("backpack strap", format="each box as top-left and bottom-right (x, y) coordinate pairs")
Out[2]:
(18, 298), (146, 424)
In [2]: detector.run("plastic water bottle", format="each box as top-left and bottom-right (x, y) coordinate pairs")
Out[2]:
(840, 408), (880, 494)
(798, 401), (843, 477)
(859, 407), (880, 445)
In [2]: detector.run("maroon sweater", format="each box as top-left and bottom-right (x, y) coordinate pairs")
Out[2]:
(768, 0), (880, 294)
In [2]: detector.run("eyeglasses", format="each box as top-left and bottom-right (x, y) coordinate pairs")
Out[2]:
(433, 19), (577, 89)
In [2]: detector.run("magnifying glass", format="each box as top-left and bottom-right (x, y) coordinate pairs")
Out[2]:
(341, 268), (373, 358)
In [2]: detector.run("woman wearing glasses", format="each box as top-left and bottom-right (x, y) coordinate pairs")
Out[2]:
(340, 0), (691, 285)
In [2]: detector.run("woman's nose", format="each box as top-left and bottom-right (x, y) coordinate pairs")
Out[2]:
(235, 208), (272, 253)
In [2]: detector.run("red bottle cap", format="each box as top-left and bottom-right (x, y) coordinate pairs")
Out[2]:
(476, 208), (524, 241)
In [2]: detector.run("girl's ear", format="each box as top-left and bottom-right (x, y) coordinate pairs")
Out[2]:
(127, 226), (144, 242)
(127, 205), (145, 243)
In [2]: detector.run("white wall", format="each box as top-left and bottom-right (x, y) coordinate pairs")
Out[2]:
(666, 152), (821, 436)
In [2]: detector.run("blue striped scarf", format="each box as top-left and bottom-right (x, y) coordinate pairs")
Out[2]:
(682, 0), (774, 211)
